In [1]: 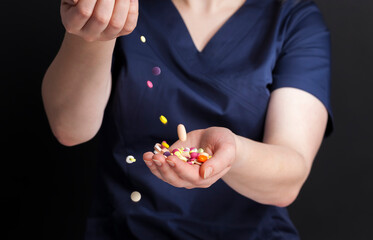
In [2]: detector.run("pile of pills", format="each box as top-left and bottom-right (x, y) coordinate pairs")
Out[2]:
(153, 141), (212, 165)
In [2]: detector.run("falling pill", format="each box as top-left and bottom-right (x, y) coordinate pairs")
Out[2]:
(126, 155), (136, 164)
(160, 115), (168, 124)
(177, 124), (187, 142)
(152, 66), (161, 76)
(147, 80), (153, 88)
(140, 36), (146, 43)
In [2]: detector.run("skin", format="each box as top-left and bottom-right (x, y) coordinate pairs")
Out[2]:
(42, 0), (329, 207)
(42, 0), (139, 145)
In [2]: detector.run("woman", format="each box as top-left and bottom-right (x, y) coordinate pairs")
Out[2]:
(42, 0), (333, 239)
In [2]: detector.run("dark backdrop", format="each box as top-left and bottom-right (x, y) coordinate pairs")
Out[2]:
(2, 0), (372, 239)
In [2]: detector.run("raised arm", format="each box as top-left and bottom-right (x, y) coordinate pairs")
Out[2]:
(42, 0), (138, 146)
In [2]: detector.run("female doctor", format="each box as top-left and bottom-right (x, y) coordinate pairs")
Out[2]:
(42, 0), (332, 239)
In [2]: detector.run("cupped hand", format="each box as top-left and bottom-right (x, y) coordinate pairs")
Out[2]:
(60, 0), (139, 42)
(143, 127), (237, 189)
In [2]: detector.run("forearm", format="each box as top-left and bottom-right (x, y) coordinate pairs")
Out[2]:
(222, 135), (309, 207)
(42, 33), (115, 146)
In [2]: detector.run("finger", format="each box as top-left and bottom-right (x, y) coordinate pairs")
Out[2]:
(62, 0), (97, 34)
(199, 142), (235, 179)
(166, 155), (227, 188)
(144, 152), (194, 188)
(62, 0), (78, 6)
(81, 0), (116, 41)
(150, 154), (193, 188)
(153, 154), (198, 188)
(152, 154), (189, 187)
(118, 0), (138, 36)
(143, 152), (164, 180)
(165, 155), (205, 183)
(102, 0), (130, 38)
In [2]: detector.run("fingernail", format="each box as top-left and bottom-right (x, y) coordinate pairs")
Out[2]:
(204, 167), (213, 179)
(166, 160), (175, 167)
(144, 160), (153, 167)
(152, 159), (162, 167)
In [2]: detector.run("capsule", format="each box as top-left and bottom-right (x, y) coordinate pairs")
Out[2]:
(177, 124), (187, 141)
(160, 115), (168, 124)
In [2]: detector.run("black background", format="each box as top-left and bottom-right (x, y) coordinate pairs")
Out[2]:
(1, 0), (373, 239)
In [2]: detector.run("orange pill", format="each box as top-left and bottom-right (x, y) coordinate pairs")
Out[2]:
(197, 154), (208, 163)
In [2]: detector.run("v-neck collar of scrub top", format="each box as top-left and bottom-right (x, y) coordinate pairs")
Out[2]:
(138, 0), (270, 74)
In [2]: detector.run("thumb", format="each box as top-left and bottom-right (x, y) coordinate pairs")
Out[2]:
(199, 143), (235, 179)
(63, 0), (78, 5)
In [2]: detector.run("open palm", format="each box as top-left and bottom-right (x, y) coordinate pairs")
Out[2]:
(143, 127), (237, 189)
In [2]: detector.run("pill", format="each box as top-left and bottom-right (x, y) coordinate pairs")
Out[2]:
(197, 155), (208, 163)
(177, 124), (187, 141)
(152, 66), (161, 76)
(140, 36), (146, 43)
(147, 80), (153, 88)
(154, 143), (162, 152)
(181, 151), (190, 158)
(161, 141), (169, 148)
(131, 191), (141, 202)
(160, 115), (168, 124)
(163, 151), (171, 157)
(126, 155), (136, 164)
(172, 149), (179, 154)
(190, 152), (198, 159)
(200, 152), (209, 157)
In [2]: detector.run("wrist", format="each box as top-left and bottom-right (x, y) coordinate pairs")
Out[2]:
(231, 134), (246, 170)
(63, 32), (116, 51)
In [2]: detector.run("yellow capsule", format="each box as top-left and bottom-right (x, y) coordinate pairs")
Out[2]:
(160, 115), (168, 124)
(161, 141), (169, 148)
(140, 36), (146, 43)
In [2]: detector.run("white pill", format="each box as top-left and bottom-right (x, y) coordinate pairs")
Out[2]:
(126, 155), (136, 164)
(131, 191), (141, 202)
(177, 124), (187, 142)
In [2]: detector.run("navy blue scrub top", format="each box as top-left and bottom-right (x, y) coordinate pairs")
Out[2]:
(85, 0), (333, 239)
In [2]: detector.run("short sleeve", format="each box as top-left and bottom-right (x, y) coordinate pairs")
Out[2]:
(272, 1), (333, 137)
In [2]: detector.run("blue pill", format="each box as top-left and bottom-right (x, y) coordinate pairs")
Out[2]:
(163, 152), (171, 157)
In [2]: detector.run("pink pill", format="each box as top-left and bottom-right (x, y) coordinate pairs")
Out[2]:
(147, 80), (153, 88)
(190, 152), (198, 159)
(172, 149), (180, 154)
